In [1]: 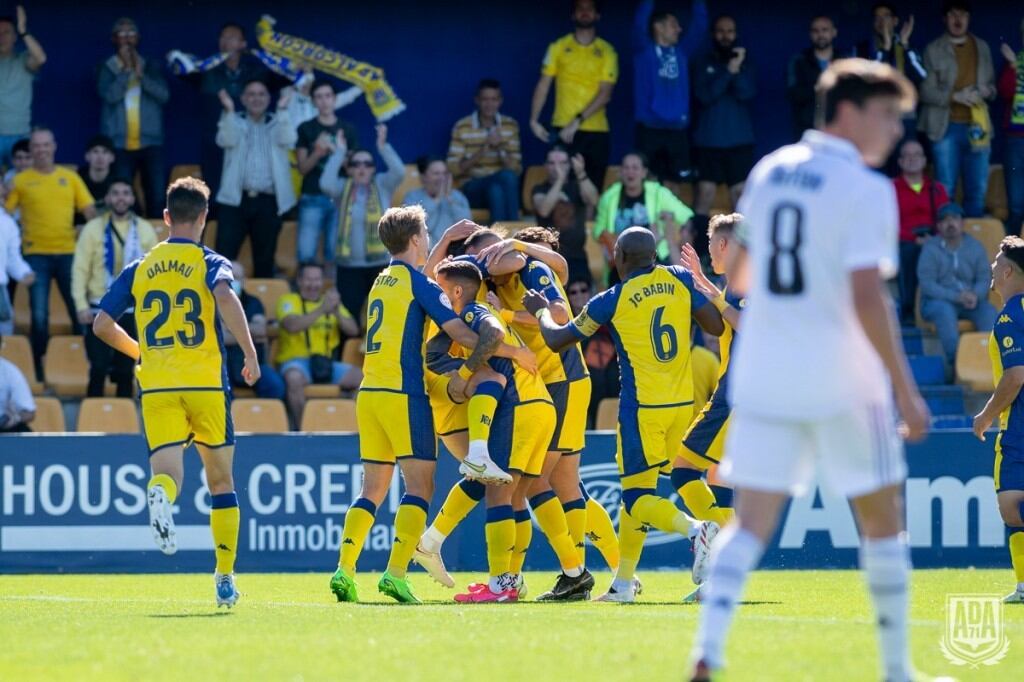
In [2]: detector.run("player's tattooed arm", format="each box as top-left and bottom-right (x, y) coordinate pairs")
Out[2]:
(463, 317), (504, 373)
(522, 290), (579, 353)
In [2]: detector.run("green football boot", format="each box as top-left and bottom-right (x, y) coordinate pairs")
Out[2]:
(378, 570), (421, 604)
(330, 568), (359, 602)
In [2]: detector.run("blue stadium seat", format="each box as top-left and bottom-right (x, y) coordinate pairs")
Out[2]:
(920, 385), (965, 416)
(907, 355), (946, 386)
(900, 328), (924, 356)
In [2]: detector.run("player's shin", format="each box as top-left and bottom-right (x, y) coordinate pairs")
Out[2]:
(422, 478), (485, 552)
(485, 505), (516, 591)
(672, 467), (728, 526)
(626, 489), (695, 537)
(467, 381), (503, 457)
(388, 495), (430, 578)
(562, 498), (587, 566)
(611, 505), (645, 591)
(530, 490), (583, 575)
(339, 498), (378, 574)
(509, 508), (533, 575)
(210, 492), (240, 574)
(582, 485), (620, 571)
(1011, 524), (1024, 584)
(859, 534), (912, 682)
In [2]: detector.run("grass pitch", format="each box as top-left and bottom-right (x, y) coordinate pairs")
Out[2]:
(0, 570), (1021, 681)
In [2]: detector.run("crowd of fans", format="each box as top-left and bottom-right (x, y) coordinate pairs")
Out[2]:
(1, 0), (1023, 431)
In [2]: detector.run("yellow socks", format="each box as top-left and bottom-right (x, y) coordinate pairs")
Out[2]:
(562, 498), (587, 566)
(339, 498), (377, 574)
(671, 467), (732, 525)
(387, 495), (429, 578)
(210, 492), (239, 574)
(509, 509), (533, 574)
(148, 473), (178, 503)
(430, 479), (484, 539)
(1010, 527), (1024, 583)
(615, 505), (646, 582)
(585, 493), (620, 571)
(530, 491), (581, 573)
(467, 381), (502, 446)
(485, 505), (516, 578)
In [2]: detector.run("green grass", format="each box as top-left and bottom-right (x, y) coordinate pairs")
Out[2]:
(0, 570), (1021, 681)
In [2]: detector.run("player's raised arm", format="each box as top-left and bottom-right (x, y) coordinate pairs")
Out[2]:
(851, 268), (928, 441)
(213, 280), (261, 386)
(523, 289), (587, 353)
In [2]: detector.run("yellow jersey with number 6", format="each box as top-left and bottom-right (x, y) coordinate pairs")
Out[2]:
(99, 238), (234, 392)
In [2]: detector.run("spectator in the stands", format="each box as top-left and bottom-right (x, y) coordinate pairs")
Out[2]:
(0, 181), (33, 336)
(405, 156), (471, 245)
(72, 179), (157, 397)
(76, 135), (116, 223)
(999, 24), (1024, 235)
(567, 278), (618, 426)
(448, 78), (522, 222)
(5, 128), (95, 375)
(531, 145), (598, 284)
(594, 151), (693, 284)
(174, 22), (288, 199)
(3, 138), (29, 188)
(692, 13), (756, 251)
(530, 0), (618, 185)
(224, 261), (285, 401)
(920, 1), (995, 218)
(0, 6), (45, 168)
(295, 79), (360, 266)
(97, 17), (168, 218)
(918, 202), (996, 363)
(853, 3), (927, 174)
(320, 123), (404, 320)
(893, 139), (949, 321)
(632, 0), (707, 183)
(276, 262), (361, 426)
(0, 333), (34, 433)
(215, 79), (296, 278)
(787, 15), (838, 139)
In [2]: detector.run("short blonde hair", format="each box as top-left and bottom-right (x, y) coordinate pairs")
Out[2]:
(378, 205), (427, 254)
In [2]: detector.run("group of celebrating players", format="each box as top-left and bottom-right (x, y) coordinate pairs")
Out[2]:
(88, 57), (1024, 681)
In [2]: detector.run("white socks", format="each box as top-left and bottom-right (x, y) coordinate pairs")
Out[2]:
(860, 534), (912, 682)
(466, 440), (489, 462)
(692, 526), (765, 669)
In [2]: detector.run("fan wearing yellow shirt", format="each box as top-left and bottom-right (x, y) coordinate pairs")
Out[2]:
(329, 206), (514, 606)
(524, 227), (725, 603)
(530, 0), (619, 184)
(93, 177), (260, 608)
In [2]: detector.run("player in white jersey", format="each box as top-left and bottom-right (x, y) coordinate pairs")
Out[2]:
(688, 60), (930, 682)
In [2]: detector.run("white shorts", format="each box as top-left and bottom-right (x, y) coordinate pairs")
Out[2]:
(720, 403), (906, 499)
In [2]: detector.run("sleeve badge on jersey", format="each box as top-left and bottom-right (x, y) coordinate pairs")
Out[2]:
(999, 314), (1012, 324)
(539, 275), (551, 286)
(439, 293), (453, 310)
(464, 311), (475, 323)
(1004, 336), (1015, 349)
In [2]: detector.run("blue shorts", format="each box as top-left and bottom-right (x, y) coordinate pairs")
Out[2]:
(680, 391), (731, 470)
(280, 358), (354, 385)
(995, 432), (1024, 492)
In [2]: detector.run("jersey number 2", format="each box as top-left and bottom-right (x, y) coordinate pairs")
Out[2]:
(650, 306), (678, 362)
(142, 289), (205, 349)
(365, 299), (384, 354)
(767, 203), (804, 295)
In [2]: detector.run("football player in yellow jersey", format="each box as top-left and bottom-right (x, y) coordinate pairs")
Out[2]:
(93, 178), (260, 608)
(524, 227), (724, 602)
(330, 206), (517, 605)
(972, 237), (1024, 603)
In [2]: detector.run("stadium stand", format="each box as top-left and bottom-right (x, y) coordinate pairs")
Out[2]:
(0, 334), (43, 395)
(955, 332), (996, 393)
(595, 397), (618, 431)
(300, 398), (359, 432)
(77, 398), (139, 433)
(31, 397), (66, 433)
(231, 399), (290, 433)
(43, 336), (89, 397)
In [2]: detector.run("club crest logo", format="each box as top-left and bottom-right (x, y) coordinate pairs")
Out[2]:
(940, 594), (1009, 667)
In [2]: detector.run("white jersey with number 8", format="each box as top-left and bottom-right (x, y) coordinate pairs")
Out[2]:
(729, 130), (899, 420)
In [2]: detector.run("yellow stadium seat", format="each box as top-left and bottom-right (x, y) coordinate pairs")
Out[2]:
(276, 220), (298, 277)
(0, 334), (43, 394)
(44, 335), (89, 397)
(595, 397), (618, 431)
(915, 289), (974, 335)
(31, 397), (66, 432)
(231, 399), (289, 433)
(304, 384), (342, 399)
(963, 217), (1005, 258)
(300, 398), (358, 432)
(77, 398), (139, 433)
(986, 165), (1008, 221)
(244, 278), (291, 322)
(169, 164), (202, 183)
(602, 165), (620, 191)
(521, 165), (547, 214)
(341, 337), (364, 367)
(470, 208), (491, 225)
(955, 332), (994, 392)
(393, 164), (421, 205)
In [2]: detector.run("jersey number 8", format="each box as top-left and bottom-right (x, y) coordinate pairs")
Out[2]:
(767, 203), (804, 296)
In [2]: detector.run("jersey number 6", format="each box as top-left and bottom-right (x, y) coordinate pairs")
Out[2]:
(650, 305), (678, 362)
